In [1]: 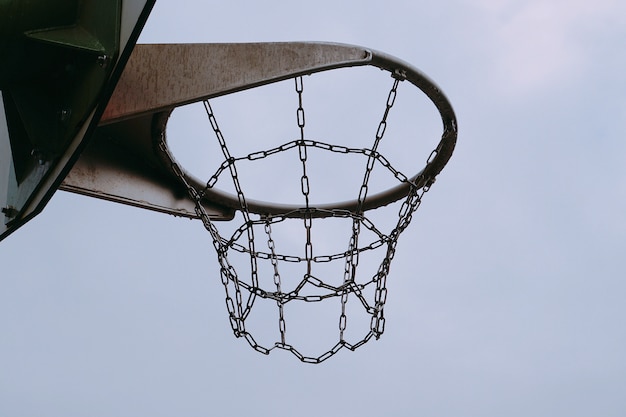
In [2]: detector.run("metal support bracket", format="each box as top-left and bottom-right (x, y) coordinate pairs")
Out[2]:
(60, 42), (378, 219)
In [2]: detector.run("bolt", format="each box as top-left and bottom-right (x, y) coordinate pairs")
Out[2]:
(391, 68), (407, 81)
(59, 108), (71, 122)
(97, 54), (109, 68)
(2, 206), (17, 219)
(31, 149), (47, 165)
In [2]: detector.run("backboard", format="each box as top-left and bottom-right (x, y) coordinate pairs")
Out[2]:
(0, 0), (156, 241)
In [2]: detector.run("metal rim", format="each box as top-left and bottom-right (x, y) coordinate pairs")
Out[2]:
(153, 49), (457, 218)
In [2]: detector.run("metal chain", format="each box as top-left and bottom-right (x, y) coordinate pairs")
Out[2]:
(204, 101), (257, 332)
(295, 76), (314, 277)
(359, 77), (400, 338)
(264, 220), (286, 345)
(206, 140), (412, 196)
(357, 78), (400, 213)
(159, 71), (436, 364)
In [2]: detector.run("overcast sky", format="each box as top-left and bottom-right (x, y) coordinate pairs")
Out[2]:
(2, 1), (626, 416)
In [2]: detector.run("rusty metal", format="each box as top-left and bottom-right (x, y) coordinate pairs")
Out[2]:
(61, 42), (456, 222)
(100, 43), (372, 124)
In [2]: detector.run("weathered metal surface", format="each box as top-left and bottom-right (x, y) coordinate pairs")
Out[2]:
(3, 38), (457, 238)
(61, 114), (234, 220)
(142, 44), (458, 217)
(62, 42), (456, 222)
(101, 42), (371, 124)
(61, 42), (374, 218)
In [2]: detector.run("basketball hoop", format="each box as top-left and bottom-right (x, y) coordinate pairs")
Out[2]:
(154, 50), (457, 363)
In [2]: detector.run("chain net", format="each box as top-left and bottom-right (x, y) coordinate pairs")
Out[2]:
(159, 72), (438, 363)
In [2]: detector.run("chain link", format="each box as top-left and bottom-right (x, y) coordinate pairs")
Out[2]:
(207, 139), (413, 191)
(159, 71), (437, 363)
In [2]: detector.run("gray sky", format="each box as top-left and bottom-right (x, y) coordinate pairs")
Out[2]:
(2, 0), (626, 416)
